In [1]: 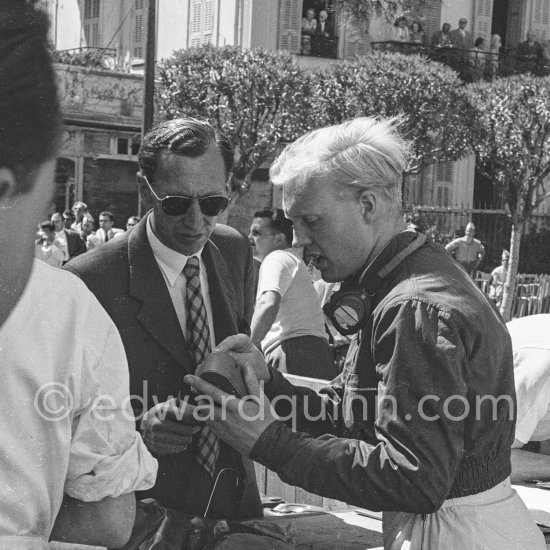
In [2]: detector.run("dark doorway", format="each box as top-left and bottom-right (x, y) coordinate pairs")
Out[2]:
(492, 0), (509, 47)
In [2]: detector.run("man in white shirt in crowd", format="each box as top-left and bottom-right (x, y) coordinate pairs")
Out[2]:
(0, 2), (157, 547)
(489, 249), (510, 307)
(507, 314), (550, 483)
(34, 220), (65, 268)
(87, 210), (123, 249)
(249, 208), (335, 379)
(51, 211), (86, 262)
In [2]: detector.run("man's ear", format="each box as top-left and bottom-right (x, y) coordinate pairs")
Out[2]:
(359, 190), (376, 221)
(0, 167), (18, 203)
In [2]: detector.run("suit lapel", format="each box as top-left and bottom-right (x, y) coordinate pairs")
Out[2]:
(128, 218), (194, 374)
(202, 239), (239, 344)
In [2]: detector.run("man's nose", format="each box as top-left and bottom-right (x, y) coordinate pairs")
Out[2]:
(185, 200), (204, 226)
(292, 225), (311, 248)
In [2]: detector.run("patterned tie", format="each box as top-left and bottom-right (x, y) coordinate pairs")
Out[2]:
(183, 256), (219, 477)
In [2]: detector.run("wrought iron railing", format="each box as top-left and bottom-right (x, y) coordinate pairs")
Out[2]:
(371, 41), (550, 81)
(52, 47), (118, 70)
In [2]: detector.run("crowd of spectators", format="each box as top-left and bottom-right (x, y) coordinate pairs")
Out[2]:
(34, 200), (140, 266)
(300, 6), (336, 57)
(387, 16), (550, 79)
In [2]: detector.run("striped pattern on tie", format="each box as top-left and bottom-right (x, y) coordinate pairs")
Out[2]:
(183, 255), (219, 477)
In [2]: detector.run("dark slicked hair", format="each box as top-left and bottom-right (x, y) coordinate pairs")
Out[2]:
(254, 208), (294, 247)
(0, 0), (62, 194)
(99, 210), (115, 222)
(39, 220), (55, 232)
(138, 118), (233, 183)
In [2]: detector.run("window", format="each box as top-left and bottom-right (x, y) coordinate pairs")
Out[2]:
(190, 0), (214, 47)
(112, 137), (140, 157)
(436, 185), (450, 206)
(132, 0), (145, 60)
(436, 161), (454, 183)
(83, 0), (100, 47)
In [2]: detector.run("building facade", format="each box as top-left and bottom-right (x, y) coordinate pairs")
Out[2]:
(42, 0), (550, 227)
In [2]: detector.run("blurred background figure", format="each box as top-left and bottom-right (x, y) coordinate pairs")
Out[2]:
(489, 249), (510, 308)
(35, 220), (64, 268)
(445, 221), (485, 278)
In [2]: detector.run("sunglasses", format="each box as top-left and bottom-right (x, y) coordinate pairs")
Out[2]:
(142, 172), (230, 217)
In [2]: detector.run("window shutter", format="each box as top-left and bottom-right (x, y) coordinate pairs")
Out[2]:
(343, 17), (368, 60)
(531, 0), (550, 41)
(419, 0), (441, 45)
(436, 161), (454, 182)
(133, 1), (145, 60)
(83, 0), (100, 47)
(473, 0), (494, 46)
(190, 0), (214, 47)
(278, 0), (302, 53)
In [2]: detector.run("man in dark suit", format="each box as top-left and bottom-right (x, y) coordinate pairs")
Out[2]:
(51, 211), (86, 262)
(518, 30), (543, 74)
(312, 9), (335, 57)
(450, 18), (472, 65)
(65, 118), (261, 520)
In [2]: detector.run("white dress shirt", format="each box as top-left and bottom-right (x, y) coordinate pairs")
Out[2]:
(0, 260), (157, 548)
(146, 214), (216, 348)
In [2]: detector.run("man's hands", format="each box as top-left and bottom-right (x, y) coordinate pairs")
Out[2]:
(140, 398), (201, 457)
(214, 334), (271, 383)
(141, 336), (275, 457)
(185, 363), (279, 457)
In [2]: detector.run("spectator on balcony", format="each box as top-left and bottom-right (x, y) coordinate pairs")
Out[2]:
(486, 33), (502, 79)
(450, 18), (472, 65)
(541, 39), (550, 75)
(469, 37), (486, 80)
(445, 222), (485, 278)
(431, 22), (453, 47)
(391, 15), (410, 43)
(301, 8), (317, 55)
(517, 30), (543, 74)
(409, 21), (424, 44)
(489, 250), (510, 308)
(450, 18), (472, 49)
(312, 10), (334, 57)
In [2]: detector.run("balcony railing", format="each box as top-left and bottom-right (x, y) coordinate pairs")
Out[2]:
(52, 47), (118, 71)
(371, 41), (550, 81)
(300, 33), (339, 59)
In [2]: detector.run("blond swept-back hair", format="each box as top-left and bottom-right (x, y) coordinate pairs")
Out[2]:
(270, 117), (409, 216)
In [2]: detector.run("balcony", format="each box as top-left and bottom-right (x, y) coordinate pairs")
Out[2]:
(371, 41), (550, 82)
(52, 47), (118, 71)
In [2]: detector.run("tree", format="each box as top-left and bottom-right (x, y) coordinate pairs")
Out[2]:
(156, 45), (314, 205)
(467, 75), (550, 320)
(310, 51), (477, 171)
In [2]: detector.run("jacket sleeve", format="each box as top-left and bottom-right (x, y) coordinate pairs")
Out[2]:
(251, 300), (468, 513)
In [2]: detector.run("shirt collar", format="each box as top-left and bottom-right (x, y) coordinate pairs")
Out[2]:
(146, 213), (203, 286)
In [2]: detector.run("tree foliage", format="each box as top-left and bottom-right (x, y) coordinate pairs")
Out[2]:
(311, 52), (477, 171)
(156, 45), (313, 194)
(339, 0), (441, 31)
(467, 74), (550, 319)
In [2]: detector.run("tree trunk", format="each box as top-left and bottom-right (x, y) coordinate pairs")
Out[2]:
(500, 222), (522, 322)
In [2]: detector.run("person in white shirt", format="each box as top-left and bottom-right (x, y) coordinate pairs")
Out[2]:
(34, 220), (65, 268)
(249, 208), (335, 379)
(0, 3), (157, 547)
(88, 210), (123, 249)
(507, 314), (550, 484)
(51, 211), (86, 262)
(489, 250), (509, 307)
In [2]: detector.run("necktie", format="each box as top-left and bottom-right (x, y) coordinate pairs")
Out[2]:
(104, 230), (109, 242)
(183, 256), (219, 477)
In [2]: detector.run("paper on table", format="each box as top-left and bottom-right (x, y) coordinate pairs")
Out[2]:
(513, 484), (550, 527)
